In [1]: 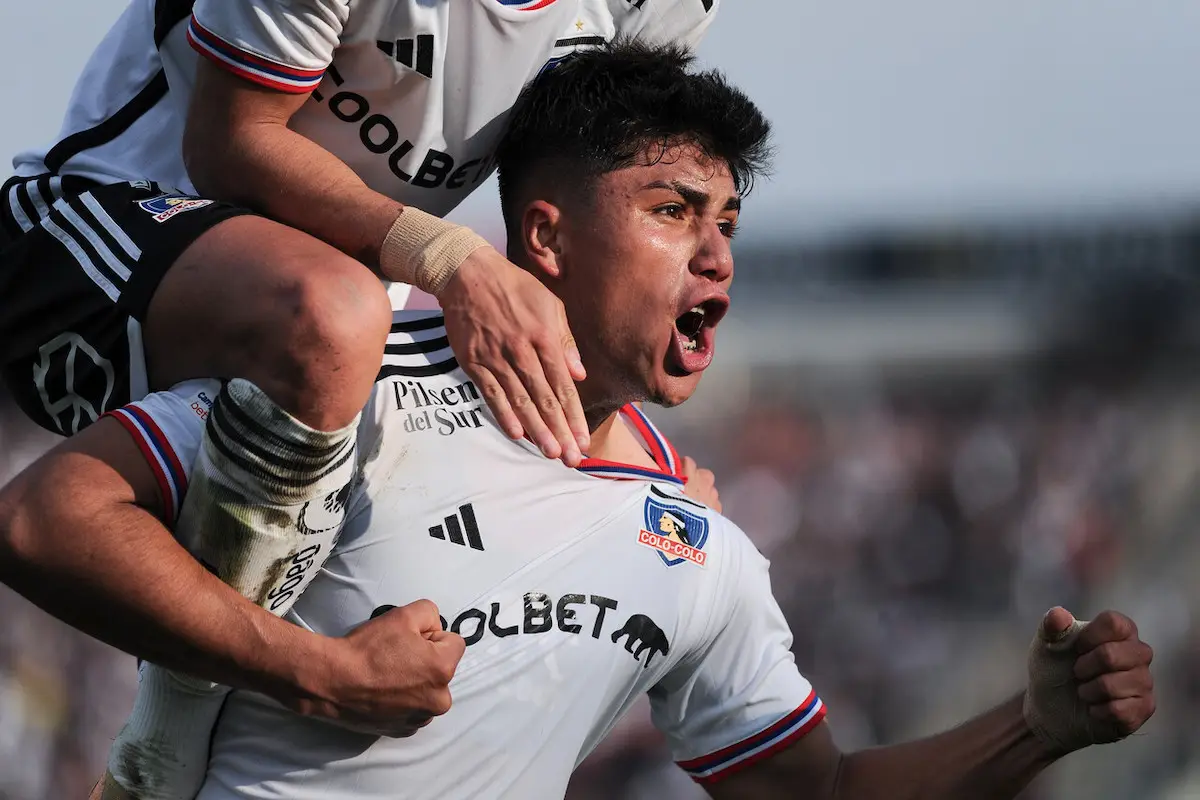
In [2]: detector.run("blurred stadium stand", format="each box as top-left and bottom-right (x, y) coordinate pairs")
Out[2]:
(2, 218), (1198, 799)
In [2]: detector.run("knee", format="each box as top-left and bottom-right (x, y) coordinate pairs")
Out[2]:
(283, 257), (392, 362)
(258, 258), (392, 426)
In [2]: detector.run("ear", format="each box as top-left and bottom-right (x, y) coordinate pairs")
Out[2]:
(519, 199), (566, 280)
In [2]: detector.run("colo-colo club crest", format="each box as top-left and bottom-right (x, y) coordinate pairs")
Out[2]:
(640, 496), (709, 568)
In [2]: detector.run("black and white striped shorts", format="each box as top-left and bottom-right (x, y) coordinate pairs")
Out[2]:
(0, 175), (253, 435)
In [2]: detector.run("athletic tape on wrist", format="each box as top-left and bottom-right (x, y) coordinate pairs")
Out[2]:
(380, 206), (490, 297)
(1024, 617), (1092, 753)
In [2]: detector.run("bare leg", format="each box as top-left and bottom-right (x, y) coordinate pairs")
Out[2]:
(104, 218), (390, 799)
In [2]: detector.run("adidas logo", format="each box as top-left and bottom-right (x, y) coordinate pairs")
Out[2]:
(377, 34), (435, 79)
(429, 503), (484, 551)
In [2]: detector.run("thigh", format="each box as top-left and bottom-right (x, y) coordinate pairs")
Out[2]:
(142, 213), (392, 427)
(0, 176), (253, 434)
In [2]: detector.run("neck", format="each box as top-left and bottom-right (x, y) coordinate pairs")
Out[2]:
(586, 409), (623, 451)
(584, 403), (662, 470)
(577, 366), (658, 466)
(584, 403), (622, 435)
(580, 373), (625, 434)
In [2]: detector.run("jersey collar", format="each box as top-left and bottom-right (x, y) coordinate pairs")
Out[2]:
(576, 405), (685, 487)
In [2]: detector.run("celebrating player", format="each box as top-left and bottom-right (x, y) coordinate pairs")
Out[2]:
(0, 0), (720, 761)
(4, 42), (1155, 800)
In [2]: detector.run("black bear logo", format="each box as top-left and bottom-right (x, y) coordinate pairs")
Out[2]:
(611, 614), (670, 669)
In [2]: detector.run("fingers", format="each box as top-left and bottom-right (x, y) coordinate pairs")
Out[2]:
(1077, 667), (1154, 704)
(681, 456), (721, 511)
(491, 352), (566, 462)
(554, 302), (588, 450)
(400, 599), (445, 633)
(1075, 610), (1139, 653)
(1070, 612), (1155, 741)
(1074, 639), (1154, 682)
(503, 337), (586, 466)
(438, 251), (586, 463)
(370, 712), (435, 739)
(466, 352), (582, 466)
(1038, 606), (1077, 642)
(421, 635), (460, 717)
(469, 366), (523, 440)
(533, 337), (588, 465)
(564, 338), (586, 381)
(331, 600), (465, 739)
(1087, 695), (1156, 738)
(430, 629), (467, 667)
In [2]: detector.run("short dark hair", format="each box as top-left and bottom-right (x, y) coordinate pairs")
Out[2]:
(496, 40), (772, 229)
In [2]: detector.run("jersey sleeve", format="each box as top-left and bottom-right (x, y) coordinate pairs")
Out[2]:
(609, 0), (720, 50)
(102, 379), (219, 527)
(187, 0), (351, 93)
(649, 526), (826, 786)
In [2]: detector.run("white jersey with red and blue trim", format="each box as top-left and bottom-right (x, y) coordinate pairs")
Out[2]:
(114, 310), (823, 799)
(14, 0), (719, 219)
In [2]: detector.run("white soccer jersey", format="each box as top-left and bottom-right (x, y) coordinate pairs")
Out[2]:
(116, 310), (825, 799)
(14, 0), (718, 218)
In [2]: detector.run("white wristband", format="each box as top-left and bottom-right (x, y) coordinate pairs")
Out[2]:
(380, 206), (490, 297)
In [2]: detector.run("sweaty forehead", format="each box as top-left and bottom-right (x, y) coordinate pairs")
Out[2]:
(607, 143), (737, 197)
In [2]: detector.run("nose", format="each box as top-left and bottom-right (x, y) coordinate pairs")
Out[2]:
(690, 222), (734, 285)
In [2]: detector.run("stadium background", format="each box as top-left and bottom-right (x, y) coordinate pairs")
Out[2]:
(2, 2), (1199, 798)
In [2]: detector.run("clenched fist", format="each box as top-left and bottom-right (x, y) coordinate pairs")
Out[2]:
(1023, 607), (1155, 754)
(308, 599), (466, 738)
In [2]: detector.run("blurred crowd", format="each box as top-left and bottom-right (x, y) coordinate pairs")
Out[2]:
(2, 267), (1200, 799)
(569, 341), (1200, 799)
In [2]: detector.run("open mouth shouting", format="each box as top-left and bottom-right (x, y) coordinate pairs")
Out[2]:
(668, 293), (729, 375)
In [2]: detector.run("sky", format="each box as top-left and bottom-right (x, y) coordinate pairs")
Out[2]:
(4, 1), (1200, 244)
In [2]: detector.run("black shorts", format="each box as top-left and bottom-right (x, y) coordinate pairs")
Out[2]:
(0, 174), (254, 435)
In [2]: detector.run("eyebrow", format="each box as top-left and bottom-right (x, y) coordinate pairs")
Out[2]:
(642, 180), (741, 212)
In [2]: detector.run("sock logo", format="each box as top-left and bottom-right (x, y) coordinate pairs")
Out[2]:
(298, 478), (355, 536)
(324, 481), (352, 515)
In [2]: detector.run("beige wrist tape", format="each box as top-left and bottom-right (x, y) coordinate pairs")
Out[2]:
(380, 206), (490, 297)
(1023, 617), (1093, 753)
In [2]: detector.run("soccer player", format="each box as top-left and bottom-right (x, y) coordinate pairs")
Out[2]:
(4, 42), (1154, 800)
(0, 0), (720, 756)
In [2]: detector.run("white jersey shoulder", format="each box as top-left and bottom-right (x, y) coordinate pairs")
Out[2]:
(182, 310), (819, 800)
(14, 0), (719, 219)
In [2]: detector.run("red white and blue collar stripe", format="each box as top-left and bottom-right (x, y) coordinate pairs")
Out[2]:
(577, 405), (684, 486)
(677, 691), (826, 785)
(187, 16), (326, 94)
(104, 406), (189, 526)
(621, 403), (680, 474)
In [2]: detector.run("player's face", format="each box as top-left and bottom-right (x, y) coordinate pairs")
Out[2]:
(558, 144), (738, 409)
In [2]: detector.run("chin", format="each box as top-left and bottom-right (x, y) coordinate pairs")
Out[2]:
(648, 373), (704, 409)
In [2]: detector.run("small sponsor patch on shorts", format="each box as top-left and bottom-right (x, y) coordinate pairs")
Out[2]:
(137, 194), (214, 223)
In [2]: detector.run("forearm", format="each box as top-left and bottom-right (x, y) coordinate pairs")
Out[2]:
(186, 116), (403, 272)
(833, 694), (1059, 800)
(0, 459), (334, 711)
(715, 696), (1061, 800)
